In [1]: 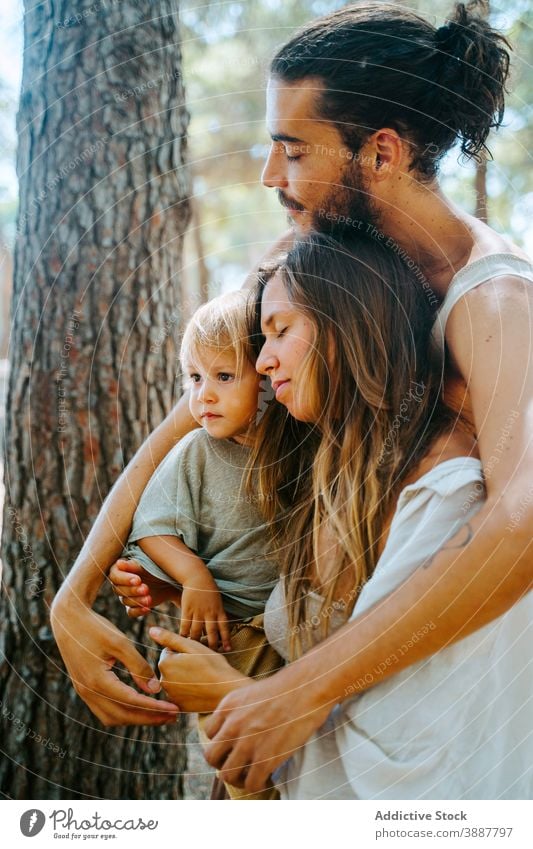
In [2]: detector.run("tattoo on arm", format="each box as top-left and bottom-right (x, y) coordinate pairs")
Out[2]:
(422, 522), (474, 570)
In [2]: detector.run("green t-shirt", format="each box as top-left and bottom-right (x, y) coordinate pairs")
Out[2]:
(124, 429), (278, 618)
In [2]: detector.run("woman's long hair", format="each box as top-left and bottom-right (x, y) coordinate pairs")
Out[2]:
(248, 231), (455, 656)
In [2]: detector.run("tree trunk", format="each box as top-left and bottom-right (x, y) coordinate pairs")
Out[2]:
(1, 0), (191, 799)
(474, 1), (490, 225)
(190, 197), (211, 303)
(475, 154), (489, 223)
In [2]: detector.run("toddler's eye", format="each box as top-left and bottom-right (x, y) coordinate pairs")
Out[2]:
(218, 372), (234, 382)
(189, 373), (201, 383)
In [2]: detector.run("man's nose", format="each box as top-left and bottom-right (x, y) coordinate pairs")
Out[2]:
(261, 145), (288, 189)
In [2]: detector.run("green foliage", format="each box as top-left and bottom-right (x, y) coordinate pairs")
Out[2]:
(181, 0), (347, 287)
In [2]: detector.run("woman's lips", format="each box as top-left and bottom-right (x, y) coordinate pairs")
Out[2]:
(272, 379), (290, 399)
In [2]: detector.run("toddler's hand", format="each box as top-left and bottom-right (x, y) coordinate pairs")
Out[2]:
(109, 559), (181, 617)
(180, 573), (232, 652)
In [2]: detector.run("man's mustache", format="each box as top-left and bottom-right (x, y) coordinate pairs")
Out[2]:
(276, 190), (305, 212)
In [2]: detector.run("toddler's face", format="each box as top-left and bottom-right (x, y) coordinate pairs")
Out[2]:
(185, 348), (261, 444)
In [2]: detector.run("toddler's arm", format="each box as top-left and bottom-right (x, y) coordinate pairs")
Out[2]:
(137, 536), (232, 652)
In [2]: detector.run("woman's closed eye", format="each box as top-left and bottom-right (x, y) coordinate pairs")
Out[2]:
(277, 326), (288, 338)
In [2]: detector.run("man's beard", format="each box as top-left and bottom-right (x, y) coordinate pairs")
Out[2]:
(311, 159), (383, 238)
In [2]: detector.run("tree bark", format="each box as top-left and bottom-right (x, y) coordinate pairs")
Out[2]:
(474, 1), (490, 225)
(474, 153), (489, 224)
(190, 198), (211, 304)
(1, 0), (191, 799)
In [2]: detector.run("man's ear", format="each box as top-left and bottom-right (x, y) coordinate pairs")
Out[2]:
(364, 128), (406, 180)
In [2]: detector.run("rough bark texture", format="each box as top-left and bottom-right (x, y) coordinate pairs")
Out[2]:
(1, 0), (192, 799)
(474, 3), (489, 225)
(475, 155), (489, 224)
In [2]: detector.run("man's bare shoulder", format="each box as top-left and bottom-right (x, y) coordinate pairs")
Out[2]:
(464, 215), (530, 264)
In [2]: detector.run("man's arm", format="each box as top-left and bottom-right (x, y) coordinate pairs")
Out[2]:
(50, 392), (198, 726)
(204, 492), (532, 791)
(203, 275), (533, 791)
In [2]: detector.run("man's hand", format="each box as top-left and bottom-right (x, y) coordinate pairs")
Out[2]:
(51, 589), (180, 726)
(151, 628), (247, 713)
(203, 665), (332, 793)
(180, 572), (232, 652)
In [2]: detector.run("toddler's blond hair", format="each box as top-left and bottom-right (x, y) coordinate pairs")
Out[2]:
(180, 290), (254, 375)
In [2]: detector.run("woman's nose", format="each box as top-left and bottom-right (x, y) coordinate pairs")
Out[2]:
(261, 145), (288, 189)
(256, 345), (278, 375)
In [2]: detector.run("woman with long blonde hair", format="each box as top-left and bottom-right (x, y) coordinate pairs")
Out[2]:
(151, 231), (532, 798)
(248, 231), (458, 658)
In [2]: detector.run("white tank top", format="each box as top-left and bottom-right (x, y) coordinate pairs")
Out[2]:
(432, 252), (533, 352)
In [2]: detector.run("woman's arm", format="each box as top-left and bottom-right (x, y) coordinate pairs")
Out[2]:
(50, 393), (198, 726)
(203, 275), (533, 792)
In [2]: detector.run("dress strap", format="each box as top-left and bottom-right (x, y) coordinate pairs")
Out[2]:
(432, 253), (533, 352)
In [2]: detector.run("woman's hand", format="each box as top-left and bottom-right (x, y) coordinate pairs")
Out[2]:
(50, 588), (180, 727)
(150, 627), (248, 713)
(203, 662), (332, 792)
(109, 559), (182, 616)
